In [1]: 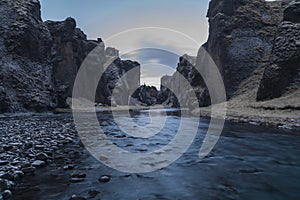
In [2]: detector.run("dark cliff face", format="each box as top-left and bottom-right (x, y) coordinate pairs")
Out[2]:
(158, 55), (201, 108)
(160, 0), (297, 108)
(204, 0), (287, 100)
(257, 0), (300, 101)
(131, 84), (158, 106)
(46, 17), (141, 107)
(0, 0), (55, 112)
(96, 58), (141, 106)
(0, 0), (52, 62)
(45, 18), (101, 99)
(0, 0), (141, 113)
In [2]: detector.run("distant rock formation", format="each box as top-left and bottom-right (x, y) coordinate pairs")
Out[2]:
(45, 18), (101, 99)
(1, 0), (298, 113)
(158, 55), (201, 107)
(131, 84), (158, 106)
(0, 0), (140, 113)
(96, 58), (141, 106)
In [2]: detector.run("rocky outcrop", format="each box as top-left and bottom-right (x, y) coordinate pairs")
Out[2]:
(158, 55), (201, 108)
(0, 0), (56, 112)
(257, 0), (300, 101)
(159, 0), (296, 108)
(284, 0), (300, 23)
(157, 75), (179, 107)
(131, 84), (158, 106)
(97, 58), (141, 106)
(203, 0), (288, 100)
(0, 0), (141, 113)
(46, 17), (141, 106)
(45, 18), (101, 99)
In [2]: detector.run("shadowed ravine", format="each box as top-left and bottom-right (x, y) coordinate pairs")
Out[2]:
(6, 109), (300, 200)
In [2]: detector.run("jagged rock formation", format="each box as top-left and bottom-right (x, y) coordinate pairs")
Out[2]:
(45, 17), (140, 106)
(45, 18), (101, 99)
(0, 0), (56, 112)
(97, 58), (141, 106)
(160, 0), (298, 108)
(284, 0), (300, 23)
(257, 0), (300, 100)
(1, 0), (298, 113)
(131, 84), (158, 106)
(204, 0), (289, 100)
(0, 0), (140, 113)
(158, 55), (202, 107)
(157, 75), (179, 107)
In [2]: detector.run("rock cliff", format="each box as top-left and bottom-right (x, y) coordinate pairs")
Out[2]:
(158, 54), (200, 107)
(45, 18), (100, 100)
(257, 0), (300, 101)
(160, 0), (299, 108)
(203, 0), (288, 100)
(132, 84), (158, 106)
(0, 0), (140, 113)
(96, 58), (141, 106)
(1, 0), (299, 113)
(0, 0), (55, 112)
(45, 17), (141, 107)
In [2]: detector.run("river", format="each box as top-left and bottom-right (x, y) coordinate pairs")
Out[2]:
(11, 109), (300, 200)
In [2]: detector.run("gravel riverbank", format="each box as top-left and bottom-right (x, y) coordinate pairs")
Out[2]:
(0, 114), (83, 199)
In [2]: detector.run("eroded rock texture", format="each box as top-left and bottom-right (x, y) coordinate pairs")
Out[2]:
(0, 0), (140, 112)
(204, 0), (288, 100)
(132, 84), (158, 106)
(0, 0), (55, 112)
(158, 55), (201, 108)
(45, 18), (100, 99)
(257, 0), (300, 100)
(97, 58), (141, 106)
(160, 0), (297, 107)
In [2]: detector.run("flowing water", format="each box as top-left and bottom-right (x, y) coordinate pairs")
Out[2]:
(12, 109), (300, 200)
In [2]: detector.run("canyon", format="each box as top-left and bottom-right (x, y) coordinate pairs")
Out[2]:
(0, 0), (299, 123)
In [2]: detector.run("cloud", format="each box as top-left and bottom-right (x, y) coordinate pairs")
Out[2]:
(121, 48), (180, 68)
(148, 59), (160, 64)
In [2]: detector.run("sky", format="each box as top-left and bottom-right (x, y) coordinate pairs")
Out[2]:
(40, 0), (210, 88)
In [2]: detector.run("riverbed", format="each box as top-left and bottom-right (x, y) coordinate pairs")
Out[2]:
(0, 109), (299, 200)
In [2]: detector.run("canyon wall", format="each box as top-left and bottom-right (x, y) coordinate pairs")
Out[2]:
(0, 0), (140, 113)
(0, 0), (55, 112)
(257, 0), (300, 100)
(158, 55), (201, 108)
(161, 0), (299, 108)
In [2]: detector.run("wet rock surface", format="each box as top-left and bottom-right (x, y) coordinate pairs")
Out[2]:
(0, 114), (79, 198)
